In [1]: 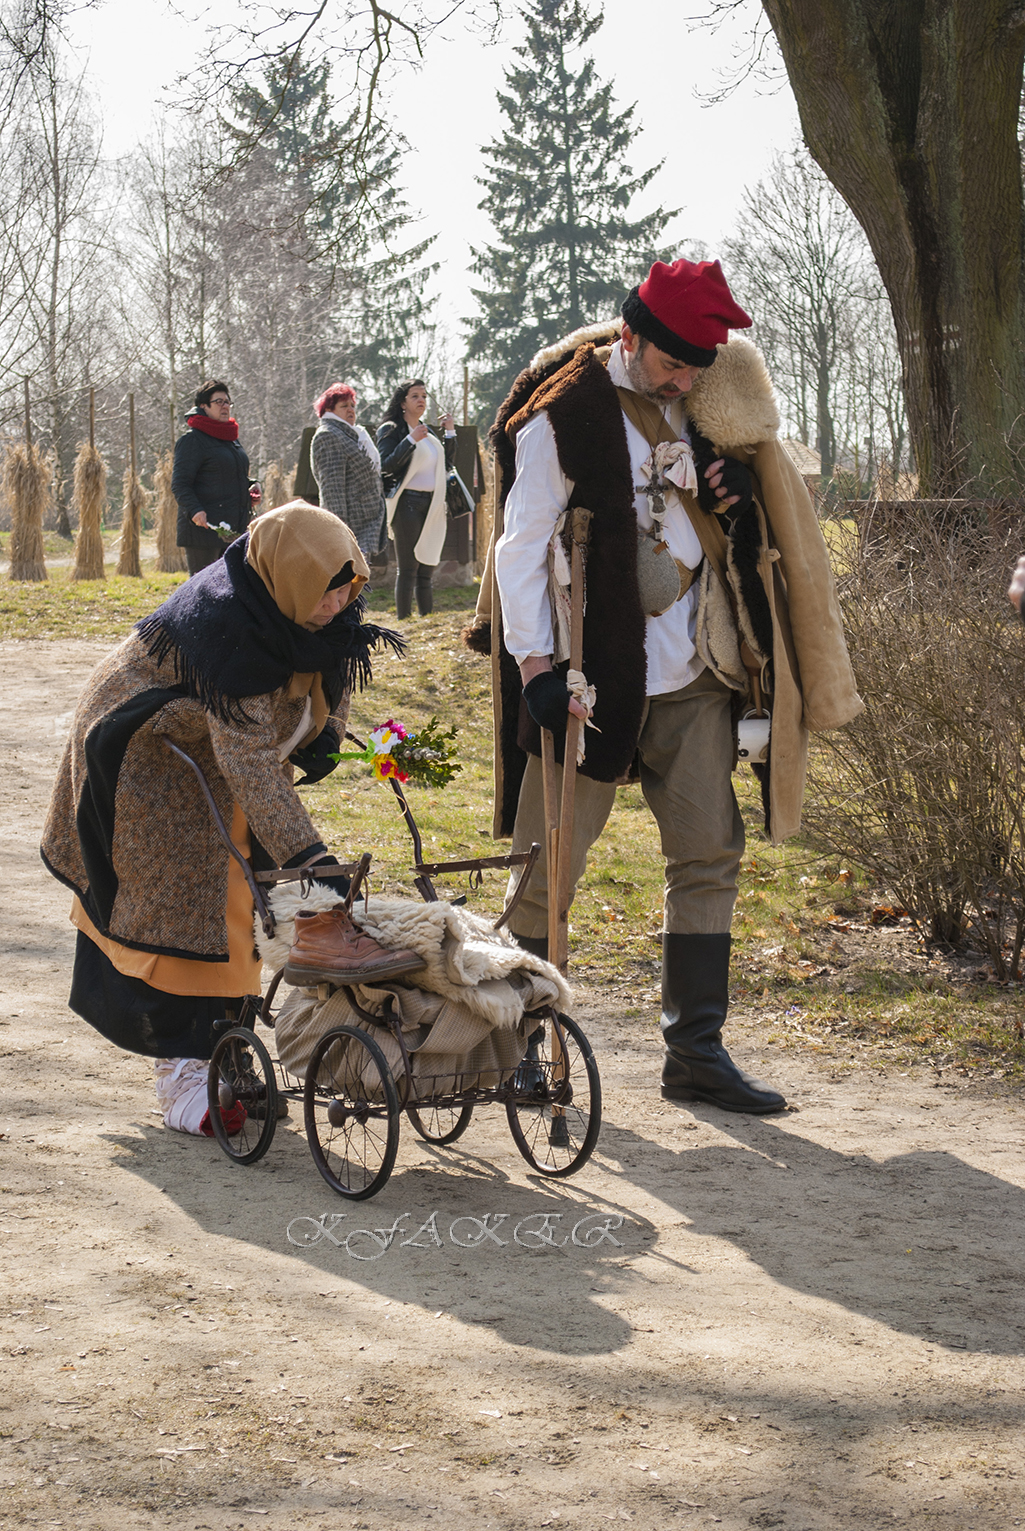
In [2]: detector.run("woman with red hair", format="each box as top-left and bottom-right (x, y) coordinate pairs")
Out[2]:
(310, 382), (385, 557)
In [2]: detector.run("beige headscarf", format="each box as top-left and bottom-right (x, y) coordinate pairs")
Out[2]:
(247, 501), (371, 738)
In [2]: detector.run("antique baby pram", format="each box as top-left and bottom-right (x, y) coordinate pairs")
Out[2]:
(165, 735), (602, 1201)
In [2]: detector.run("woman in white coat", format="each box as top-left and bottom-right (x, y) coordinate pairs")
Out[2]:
(376, 379), (456, 618)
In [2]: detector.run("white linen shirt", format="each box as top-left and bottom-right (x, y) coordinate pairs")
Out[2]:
(495, 340), (706, 695)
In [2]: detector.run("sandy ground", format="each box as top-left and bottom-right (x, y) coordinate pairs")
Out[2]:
(2, 638), (1024, 1531)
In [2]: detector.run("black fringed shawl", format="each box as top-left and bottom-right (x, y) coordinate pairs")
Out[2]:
(136, 536), (404, 722)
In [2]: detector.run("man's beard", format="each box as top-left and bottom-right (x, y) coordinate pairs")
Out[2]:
(624, 351), (678, 402)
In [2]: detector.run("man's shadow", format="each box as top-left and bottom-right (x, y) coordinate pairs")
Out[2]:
(600, 1110), (1025, 1355)
(106, 1123), (654, 1358)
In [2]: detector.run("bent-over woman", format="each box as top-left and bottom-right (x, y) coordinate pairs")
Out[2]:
(376, 379), (456, 618)
(41, 503), (417, 1134)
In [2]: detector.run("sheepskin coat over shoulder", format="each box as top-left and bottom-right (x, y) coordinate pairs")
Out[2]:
(465, 321), (863, 844)
(41, 633), (340, 961)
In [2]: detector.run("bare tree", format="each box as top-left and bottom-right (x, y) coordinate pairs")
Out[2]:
(127, 119), (194, 454)
(724, 149), (874, 482)
(724, 145), (910, 497)
(22, 49), (106, 529)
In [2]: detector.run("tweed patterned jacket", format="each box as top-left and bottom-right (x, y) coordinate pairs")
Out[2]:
(41, 633), (347, 962)
(310, 416), (385, 557)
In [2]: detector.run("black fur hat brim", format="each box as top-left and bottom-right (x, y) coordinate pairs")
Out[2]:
(622, 289), (718, 369)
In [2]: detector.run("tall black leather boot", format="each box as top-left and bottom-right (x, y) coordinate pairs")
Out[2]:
(511, 933), (549, 961)
(660, 932), (786, 1114)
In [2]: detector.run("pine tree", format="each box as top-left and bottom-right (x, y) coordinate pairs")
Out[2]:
(466, 0), (674, 420)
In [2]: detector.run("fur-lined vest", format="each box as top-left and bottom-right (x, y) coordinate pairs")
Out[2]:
(466, 322), (863, 845)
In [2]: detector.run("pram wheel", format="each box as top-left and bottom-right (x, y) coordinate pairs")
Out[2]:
(407, 1101), (474, 1145)
(207, 1027), (278, 1165)
(304, 1025), (400, 1199)
(506, 1012), (601, 1177)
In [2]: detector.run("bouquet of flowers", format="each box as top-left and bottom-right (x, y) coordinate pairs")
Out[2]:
(334, 718), (461, 789)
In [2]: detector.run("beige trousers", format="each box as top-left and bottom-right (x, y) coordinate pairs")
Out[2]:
(509, 667), (745, 939)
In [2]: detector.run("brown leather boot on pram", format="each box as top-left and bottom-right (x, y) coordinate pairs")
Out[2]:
(284, 905), (422, 987)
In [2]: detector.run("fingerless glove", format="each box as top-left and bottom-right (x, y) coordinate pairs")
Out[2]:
(691, 430), (753, 518)
(524, 670), (571, 732)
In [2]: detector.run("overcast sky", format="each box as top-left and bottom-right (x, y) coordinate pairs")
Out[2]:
(68, 0), (802, 339)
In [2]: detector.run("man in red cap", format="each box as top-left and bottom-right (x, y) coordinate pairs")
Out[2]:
(467, 257), (862, 1114)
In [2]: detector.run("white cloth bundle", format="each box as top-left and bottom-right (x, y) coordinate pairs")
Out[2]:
(154, 1057), (210, 1135)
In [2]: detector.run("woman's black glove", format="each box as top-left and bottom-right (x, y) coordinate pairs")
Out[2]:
(691, 431), (753, 519)
(524, 670), (571, 731)
(291, 723), (340, 786)
(309, 854), (351, 901)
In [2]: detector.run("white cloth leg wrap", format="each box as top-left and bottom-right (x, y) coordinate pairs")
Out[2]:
(154, 1058), (211, 1135)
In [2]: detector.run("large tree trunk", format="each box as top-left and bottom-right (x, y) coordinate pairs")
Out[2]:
(761, 0), (1025, 496)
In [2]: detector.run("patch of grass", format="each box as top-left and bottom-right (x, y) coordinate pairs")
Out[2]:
(0, 527), (125, 558)
(759, 984), (1025, 1081)
(0, 564), (185, 639)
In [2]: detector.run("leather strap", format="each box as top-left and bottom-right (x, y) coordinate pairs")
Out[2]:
(615, 386), (731, 590)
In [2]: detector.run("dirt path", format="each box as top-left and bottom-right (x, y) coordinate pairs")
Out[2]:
(2, 639), (1023, 1531)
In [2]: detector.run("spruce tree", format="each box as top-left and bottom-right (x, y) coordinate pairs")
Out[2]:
(466, 0), (673, 420)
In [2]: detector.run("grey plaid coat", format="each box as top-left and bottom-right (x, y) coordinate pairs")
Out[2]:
(311, 416), (385, 557)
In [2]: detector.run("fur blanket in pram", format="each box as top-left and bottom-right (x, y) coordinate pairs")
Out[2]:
(257, 886), (570, 1097)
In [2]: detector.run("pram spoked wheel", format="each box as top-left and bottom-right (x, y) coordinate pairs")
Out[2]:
(506, 1012), (601, 1176)
(207, 1027), (279, 1166)
(304, 1025), (400, 1199)
(407, 1101), (475, 1145)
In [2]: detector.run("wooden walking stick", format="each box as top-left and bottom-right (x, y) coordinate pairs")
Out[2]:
(539, 506), (591, 1149)
(553, 506), (592, 975)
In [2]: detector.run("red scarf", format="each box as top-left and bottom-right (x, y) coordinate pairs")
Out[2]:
(187, 412), (239, 442)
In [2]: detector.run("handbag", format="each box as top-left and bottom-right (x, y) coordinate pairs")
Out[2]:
(445, 469), (474, 519)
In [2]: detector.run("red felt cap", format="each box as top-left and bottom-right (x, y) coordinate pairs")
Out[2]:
(637, 259), (752, 354)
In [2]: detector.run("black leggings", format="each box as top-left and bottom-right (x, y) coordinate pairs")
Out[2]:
(391, 489), (435, 617)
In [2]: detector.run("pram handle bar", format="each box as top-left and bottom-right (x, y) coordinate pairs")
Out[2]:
(162, 738), (277, 939)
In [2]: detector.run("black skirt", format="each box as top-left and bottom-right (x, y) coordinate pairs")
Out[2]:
(69, 932), (245, 1060)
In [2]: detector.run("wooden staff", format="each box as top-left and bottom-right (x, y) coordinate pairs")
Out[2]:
(89, 387), (94, 450)
(542, 727), (560, 962)
(24, 378), (31, 447)
(553, 506), (592, 974)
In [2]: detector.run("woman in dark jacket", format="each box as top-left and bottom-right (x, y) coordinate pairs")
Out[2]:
(173, 379), (261, 575)
(376, 379), (455, 618)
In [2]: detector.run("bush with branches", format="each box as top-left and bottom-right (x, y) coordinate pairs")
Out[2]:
(804, 508), (1025, 977)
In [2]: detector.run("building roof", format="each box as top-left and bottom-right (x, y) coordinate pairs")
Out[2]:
(782, 438), (822, 477)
